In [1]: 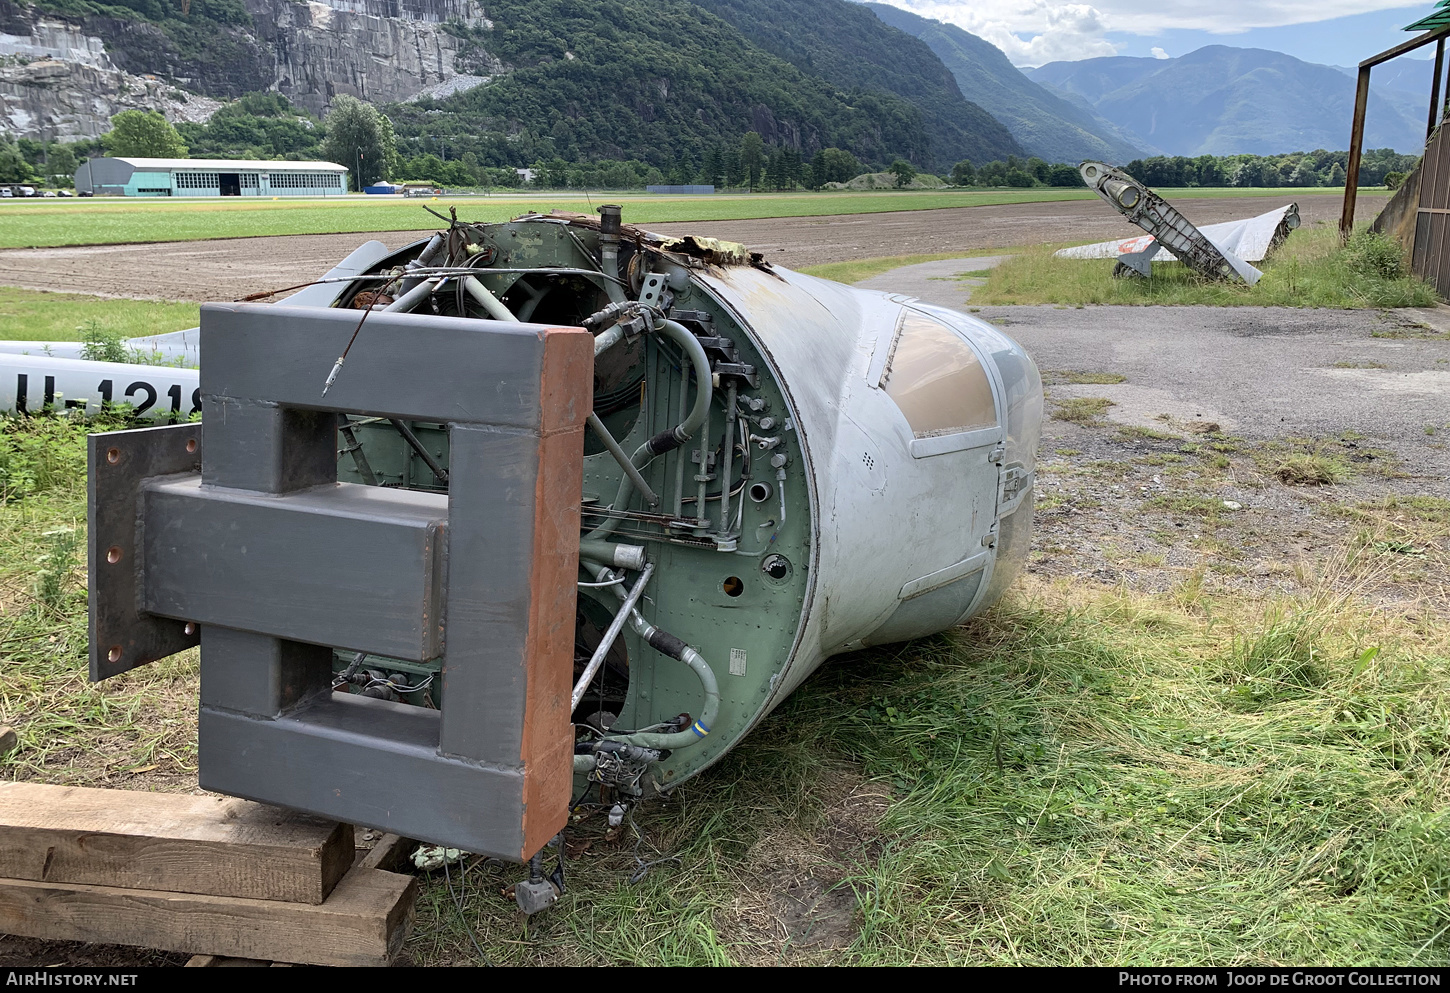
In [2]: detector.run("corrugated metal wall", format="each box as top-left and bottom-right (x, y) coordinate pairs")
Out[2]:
(1413, 124), (1450, 295)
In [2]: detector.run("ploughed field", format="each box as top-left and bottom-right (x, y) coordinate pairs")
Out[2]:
(0, 194), (1377, 305)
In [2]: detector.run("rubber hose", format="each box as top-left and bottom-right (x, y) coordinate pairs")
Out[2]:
(578, 561), (720, 752)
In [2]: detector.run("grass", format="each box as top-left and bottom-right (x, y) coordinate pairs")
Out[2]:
(973, 225), (1438, 309)
(4, 411), (1448, 965)
(0, 186), (1356, 249)
(1051, 397), (1116, 425)
(0, 286), (200, 342)
(1274, 453), (1350, 486)
(800, 249), (999, 285)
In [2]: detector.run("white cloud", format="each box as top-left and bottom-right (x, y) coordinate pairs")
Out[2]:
(881, 1), (1118, 66)
(871, 0), (1423, 64)
(1150, 46), (1170, 59)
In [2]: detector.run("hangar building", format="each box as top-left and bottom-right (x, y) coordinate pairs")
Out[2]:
(74, 158), (350, 197)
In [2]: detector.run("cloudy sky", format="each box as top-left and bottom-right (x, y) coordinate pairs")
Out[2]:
(871, 1), (1433, 68)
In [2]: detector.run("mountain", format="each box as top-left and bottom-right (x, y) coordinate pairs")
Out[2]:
(1333, 57), (1435, 138)
(1028, 46), (1425, 155)
(864, 2), (1149, 164)
(691, 0), (1021, 170)
(4, 0), (1023, 170)
(396, 0), (1007, 172)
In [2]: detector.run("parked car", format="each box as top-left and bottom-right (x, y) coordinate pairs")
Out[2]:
(57, 190), (73, 197)
(0, 188), (11, 198)
(41, 190), (56, 197)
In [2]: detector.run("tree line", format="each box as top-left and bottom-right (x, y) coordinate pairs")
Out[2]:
(0, 95), (1423, 195)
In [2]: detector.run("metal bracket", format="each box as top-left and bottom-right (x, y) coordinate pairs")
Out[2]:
(88, 421), (201, 681)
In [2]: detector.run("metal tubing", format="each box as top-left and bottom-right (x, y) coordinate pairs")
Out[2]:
(673, 360), (689, 519)
(719, 382), (737, 534)
(581, 563), (719, 752)
(694, 384), (710, 523)
(598, 205), (627, 305)
(571, 563), (654, 712)
(603, 640), (720, 752)
(462, 275), (517, 322)
(389, 418), (448, 484)
(658, 320), (712, 445)
(579, 539), (648, 572)
(587, 413), (659, 507)
(1341, 66), (1372, 242)
(382, 277), (441, 313)
(337, 415), (377, 485)
(593, 323), (625, 357)
(400, 232), (447, 295)
(586, 320), (713, 541)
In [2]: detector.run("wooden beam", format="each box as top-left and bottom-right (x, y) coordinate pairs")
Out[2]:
(357, 833), (414, 873)
(1362, 28), (1450, 69)
(1431, 38), (1445, 140)
(0, 867), (417, 967)
(1343, 66), (1373, 242)
(0, 782), (353, 904)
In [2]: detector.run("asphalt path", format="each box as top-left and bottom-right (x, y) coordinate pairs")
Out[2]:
(861, 253), (1450, 486)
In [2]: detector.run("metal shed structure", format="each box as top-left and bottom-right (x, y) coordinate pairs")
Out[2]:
(74, 158), (350, 197)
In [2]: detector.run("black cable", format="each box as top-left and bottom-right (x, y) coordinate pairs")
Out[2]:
(443, 859), (493, 967)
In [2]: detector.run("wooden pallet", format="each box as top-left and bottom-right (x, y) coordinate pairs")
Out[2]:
(0, 783), (417, 967)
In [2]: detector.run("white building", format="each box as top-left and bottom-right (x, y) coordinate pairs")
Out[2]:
(74, 157), (350, 197)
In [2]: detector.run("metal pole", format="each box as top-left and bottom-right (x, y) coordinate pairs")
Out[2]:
(1430, 38), (1445, 140)
(587, 413), (659, 508)
(571, 563), (654, 711)
(1341, 66), (1372, 242)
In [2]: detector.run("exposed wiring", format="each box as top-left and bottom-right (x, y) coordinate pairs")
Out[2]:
(577, 577), (626, 588)
(443, 859), (494, 967)
(625, 807), (681, 886)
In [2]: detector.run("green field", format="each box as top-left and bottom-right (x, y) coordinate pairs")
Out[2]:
(0, 287), (200, 341)
(0, 187), (1353, 249)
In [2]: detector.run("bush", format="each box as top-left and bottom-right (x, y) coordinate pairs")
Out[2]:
(1343, 230), (1408, 281)
(1384, 171), (1406, 191)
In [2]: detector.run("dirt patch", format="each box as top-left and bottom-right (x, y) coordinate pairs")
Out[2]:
(0, 194), (1376, 304)
(717, 768), (888, 964)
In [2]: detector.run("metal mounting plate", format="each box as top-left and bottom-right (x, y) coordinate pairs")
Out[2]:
(88, 421), (201, 680)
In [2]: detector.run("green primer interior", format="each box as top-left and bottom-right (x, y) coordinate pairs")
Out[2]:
(333, 218), (813, 788)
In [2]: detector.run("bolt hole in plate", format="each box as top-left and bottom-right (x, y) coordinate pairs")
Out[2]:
(186, 438), (198, 454)
(722, 576), (744, 597)
(184, 622), (197, 636)
(106, 546), (122, 564)
(107, 646), (122, 663)
(761, 554), (792, 584)
(106, 447), (120, 465)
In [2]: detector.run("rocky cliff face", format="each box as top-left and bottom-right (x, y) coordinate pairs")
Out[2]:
(0, 12), (223, 139)
(0, 0), (495, 139)
(246, 0), (495, 116)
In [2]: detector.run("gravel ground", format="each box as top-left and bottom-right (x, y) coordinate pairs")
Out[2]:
(0, 193), (1379, 303)
(861, 263), (1450, 601)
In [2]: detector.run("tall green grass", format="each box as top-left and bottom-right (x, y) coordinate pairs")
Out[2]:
(2, 413), (1444, 965)
(975, 226), (1437, 309)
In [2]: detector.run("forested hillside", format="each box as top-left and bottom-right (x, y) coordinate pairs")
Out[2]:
(389, 0), (1006, 173)
(693, 0), (1020, 169)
